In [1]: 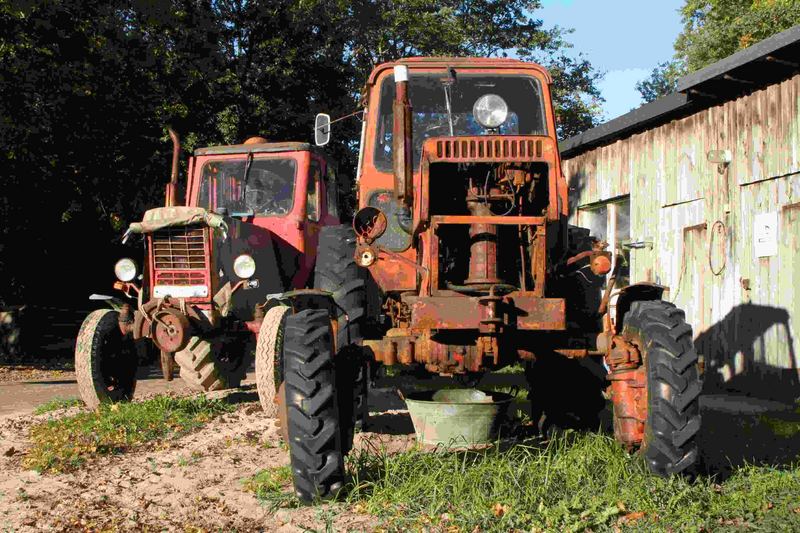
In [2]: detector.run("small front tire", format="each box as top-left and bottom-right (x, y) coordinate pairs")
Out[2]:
(615, 300), (701, 476)
(75, 309), (138, 408)
(283, 309), (346, 502)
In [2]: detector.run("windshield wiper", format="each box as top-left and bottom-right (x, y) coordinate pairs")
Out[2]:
(442, 67), (457, 136)
(242, 151), (254, 187)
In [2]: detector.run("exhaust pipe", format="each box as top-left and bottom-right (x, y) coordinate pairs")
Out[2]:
(165, 127), (180, 207)
(392, 65), (413, 209)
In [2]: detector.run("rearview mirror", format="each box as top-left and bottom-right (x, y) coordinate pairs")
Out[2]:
(314, 113), (331, 146)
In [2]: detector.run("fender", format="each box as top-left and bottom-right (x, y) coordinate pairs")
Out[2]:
(247, 288), (342, 351)
(612, 282), (666, 333)
(88, 294), (127, 311)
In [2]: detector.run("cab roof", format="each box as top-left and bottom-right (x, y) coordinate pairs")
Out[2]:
(194, 141), (328, 158)
(367, 57), (553, 85)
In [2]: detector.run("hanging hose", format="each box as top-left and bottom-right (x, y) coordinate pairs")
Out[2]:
(708, 220), (727, 276)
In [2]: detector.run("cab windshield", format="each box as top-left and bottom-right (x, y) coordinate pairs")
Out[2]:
(197, 157), (296, 216)
(373, 72), (547, 171)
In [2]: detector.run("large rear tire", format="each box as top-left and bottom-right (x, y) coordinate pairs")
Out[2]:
(314, 225), (367, 348)
(175, 336), (248, 391)
(283, 309), (345, 502)
(75, 309), (138, 408)
(616, 300), (701, 476)
(314, 224), (370, 434)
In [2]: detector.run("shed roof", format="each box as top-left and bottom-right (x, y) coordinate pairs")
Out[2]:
(560, 24), (800, 158)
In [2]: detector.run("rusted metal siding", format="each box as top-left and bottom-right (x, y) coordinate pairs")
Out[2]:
(562, 73), (800, 401)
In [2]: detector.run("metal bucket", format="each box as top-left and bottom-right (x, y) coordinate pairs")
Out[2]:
(404, 389), (513, 446)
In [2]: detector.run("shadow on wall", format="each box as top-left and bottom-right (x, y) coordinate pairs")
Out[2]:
(695, 303), (799, 403)
(567, 169), (588, 218)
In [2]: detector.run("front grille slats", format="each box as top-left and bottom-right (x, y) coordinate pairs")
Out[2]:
(433, 137), (546, 162)
(151, 226), (208, 286)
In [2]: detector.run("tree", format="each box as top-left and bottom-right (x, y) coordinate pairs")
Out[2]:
(637, 0), (800, 103)
(635, 60), (686, 103)
(0, 0), (603, 304)
(675, 0), (800, 71)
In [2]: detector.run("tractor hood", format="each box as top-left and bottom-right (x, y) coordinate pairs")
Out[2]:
(131, 206), (292, 321)
(128, 206), (227, 236)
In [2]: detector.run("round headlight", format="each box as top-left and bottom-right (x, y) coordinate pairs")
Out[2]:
(114, 258), (137, 282)
(233, 254), (256, 279)
(473, 94), (509, 129)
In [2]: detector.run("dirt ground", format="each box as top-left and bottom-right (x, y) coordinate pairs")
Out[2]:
(2, 362), (799, 531)
(0, 368), (417, 532)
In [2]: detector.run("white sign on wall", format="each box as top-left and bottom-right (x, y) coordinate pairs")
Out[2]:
(754, 211), (778, 258)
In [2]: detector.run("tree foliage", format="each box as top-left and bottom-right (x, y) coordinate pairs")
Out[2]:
(676, 0), (800, 71)
(635, 60), (686, 103)
(637, 0), (800, 102)
(0, 0), (602, 304)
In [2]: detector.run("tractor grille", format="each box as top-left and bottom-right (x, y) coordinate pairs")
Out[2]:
(433, 137), (544, 161)
(151, 226), (208, 286)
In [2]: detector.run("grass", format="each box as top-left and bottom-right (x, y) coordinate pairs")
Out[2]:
(24, 395), (233, 473)
(33, 397), (83, 415)
(343, 432), (800, 532)
(243, 465), (298, 510)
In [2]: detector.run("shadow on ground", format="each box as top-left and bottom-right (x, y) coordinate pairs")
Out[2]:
(365, 368), (800, 479)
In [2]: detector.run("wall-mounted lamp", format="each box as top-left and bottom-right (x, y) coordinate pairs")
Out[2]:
(707, 149), (732, 174)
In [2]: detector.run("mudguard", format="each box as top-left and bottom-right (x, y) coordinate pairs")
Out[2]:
(612, 282), (666, 333)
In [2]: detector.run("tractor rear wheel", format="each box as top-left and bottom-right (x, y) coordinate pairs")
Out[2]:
(282, 308), (346, 502)
(75, 309), (138, 408)
(314, 224), (370, 432)
(614, 300), (701, 476)
(314, 225), (367, 348)
(175, 337), (248, 391)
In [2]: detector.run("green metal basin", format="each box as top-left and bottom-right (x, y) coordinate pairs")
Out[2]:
(404, 389), (513, 446)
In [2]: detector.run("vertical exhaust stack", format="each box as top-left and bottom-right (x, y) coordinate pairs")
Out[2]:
(165, 128), (180, 207)
(392, 65), (413, 209)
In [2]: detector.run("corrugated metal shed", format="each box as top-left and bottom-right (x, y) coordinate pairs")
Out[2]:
(560, 25), (800, 402)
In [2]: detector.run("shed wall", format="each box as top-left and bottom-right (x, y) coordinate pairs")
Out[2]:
(562, 73), (800, 401)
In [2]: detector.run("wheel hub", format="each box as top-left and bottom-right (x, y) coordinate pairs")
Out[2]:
(151, 309), (191, 353)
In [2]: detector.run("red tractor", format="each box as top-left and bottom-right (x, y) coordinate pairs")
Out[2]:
(266, 57), (701, 501)
(74, 133), (349, 409)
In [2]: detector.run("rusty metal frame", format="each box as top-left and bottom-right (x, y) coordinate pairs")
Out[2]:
(427, 215), (546, 296)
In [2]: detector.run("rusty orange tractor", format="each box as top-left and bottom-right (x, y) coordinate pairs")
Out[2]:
(74, 133), (354, 414)
(265, 57), (701, 501)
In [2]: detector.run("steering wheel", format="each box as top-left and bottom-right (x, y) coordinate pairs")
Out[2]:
(245, 169), (285, 214)
(245, 187), (279, 214)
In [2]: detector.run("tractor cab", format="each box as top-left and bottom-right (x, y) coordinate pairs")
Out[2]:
(187, 139), (340, 290)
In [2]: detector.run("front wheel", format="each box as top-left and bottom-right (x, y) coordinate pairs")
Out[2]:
(283, 309), (347, 502)
(612, 300), (701, 476)
(75, 309), (138, 408)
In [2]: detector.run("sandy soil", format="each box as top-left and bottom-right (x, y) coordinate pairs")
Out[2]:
(0, 381), (417, 532)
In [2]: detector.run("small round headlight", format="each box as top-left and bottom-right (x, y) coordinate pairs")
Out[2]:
(473, 94), (509, 129)
(233, 254), (256, 279)
(114, 258), (137, 282)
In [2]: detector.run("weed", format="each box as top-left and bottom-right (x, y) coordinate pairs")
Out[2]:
(243, 466), (297, 510)
(33, 397), (82, 415)
(344, 432), (800, 532)
(24, 395), (232, 473)
(177, 450), (203, 467)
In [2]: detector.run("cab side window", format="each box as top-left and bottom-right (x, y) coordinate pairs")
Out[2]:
(325, 164), (338, 219)
(307, 159), (321, 221)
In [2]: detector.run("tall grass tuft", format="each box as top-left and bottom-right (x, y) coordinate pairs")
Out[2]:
(345, 432), (800, 531)
(24, 395), (233, 473)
